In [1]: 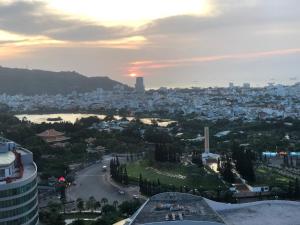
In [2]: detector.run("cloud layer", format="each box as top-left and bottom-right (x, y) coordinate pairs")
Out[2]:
(0, 1), (134, 40)
(1, 0), (300, 87)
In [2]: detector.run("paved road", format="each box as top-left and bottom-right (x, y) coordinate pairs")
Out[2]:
(67, 155), (135, 203)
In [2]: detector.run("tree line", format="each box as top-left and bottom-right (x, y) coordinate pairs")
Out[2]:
(232, 144), (256, 182)
(110, 157), (129, 185)
(154, 143), (181, 163)
(288, 178), (300, 199)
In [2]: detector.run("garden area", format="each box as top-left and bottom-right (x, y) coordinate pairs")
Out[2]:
(126, 160), (226, 191)
(253, 166), (291, 188)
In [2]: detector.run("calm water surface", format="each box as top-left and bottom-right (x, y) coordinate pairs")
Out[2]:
(15, 113), (176, 127)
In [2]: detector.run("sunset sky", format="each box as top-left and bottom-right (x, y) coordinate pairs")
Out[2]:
(0, 0), (300, 88)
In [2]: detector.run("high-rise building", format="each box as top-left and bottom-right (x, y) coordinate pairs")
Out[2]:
(0, 137), (39, 225)
(135, 77), (145, 94)
(243, 82), (250, 89)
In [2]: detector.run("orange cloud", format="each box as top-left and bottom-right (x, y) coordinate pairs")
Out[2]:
(129, 48), (300, 72)
(77, 36), (147, 49)
(0, 46), (27, 60)
(0, 33), (147, 60)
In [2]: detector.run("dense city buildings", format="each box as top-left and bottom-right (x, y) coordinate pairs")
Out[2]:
(0, 137), (39, 225)
(3, 82), (300, 121)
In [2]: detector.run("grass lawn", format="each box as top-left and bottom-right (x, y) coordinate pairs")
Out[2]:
(127, 160), (226, 190)
(253, 166), (291, 188)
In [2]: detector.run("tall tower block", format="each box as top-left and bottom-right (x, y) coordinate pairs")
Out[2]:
(135, 77), (145, 94)
(204, 127), (210, 154)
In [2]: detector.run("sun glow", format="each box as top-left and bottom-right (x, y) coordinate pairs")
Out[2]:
(129, 73), (137, 77)
(46, 0), (213, 27)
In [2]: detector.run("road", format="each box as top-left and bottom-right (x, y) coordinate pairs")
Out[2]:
(67, 155), (140, 204)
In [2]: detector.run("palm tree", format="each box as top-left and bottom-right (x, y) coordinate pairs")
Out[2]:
(76, 198), (84, 213)
(113, 200), (118, 209)
(100, 197), (108, 206)
(87, 196), (96, 212)
(95, 201), (101, 210)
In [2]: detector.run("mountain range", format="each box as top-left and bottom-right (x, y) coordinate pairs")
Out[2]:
(0, 66), (130, 95)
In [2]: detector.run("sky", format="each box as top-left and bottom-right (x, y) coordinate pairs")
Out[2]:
(0, 0), (300, 88)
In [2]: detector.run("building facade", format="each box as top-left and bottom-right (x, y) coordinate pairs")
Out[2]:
(135, 77), (145, 94)
(0, 138), (38, 225)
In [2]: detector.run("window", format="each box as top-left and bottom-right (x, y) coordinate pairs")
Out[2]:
(0, 179), (37, 198)
(0, 169), (5, 178)
(0, 187), (37, 208)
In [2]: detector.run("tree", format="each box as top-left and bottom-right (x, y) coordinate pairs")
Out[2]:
(296, 157), (300, 168)
(110, 157), (129, 185)
(217, 158), (221, 171)
(102, 204), (116, 215)
(191, 150), (203, 167)
(40, 202), (65, 225)
(144, 128), (172, 143)
(288, 181), (293, 198)
(295, 178), (300, 199)
(59, 185), (66, 202)
(87, 196), (96, 212)
(101, 197), (108, 206)
(222, 157), (235, 183)
(76, 198), (84, 212)
(118, 200), (142, 216)
(71, 220), (85, 225)
(92, 219), (109, 225)
(53, 214), (66, 225)
(233, 148), (256, 182)
(139, 173), (143, 187)
(113, 200), (119, 209)
(123, 167), (129, 185)
(154, 143), (182, 163)
(95, 201), (101, 210)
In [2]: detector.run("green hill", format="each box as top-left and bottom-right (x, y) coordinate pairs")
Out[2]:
(0, 66), (130, 95)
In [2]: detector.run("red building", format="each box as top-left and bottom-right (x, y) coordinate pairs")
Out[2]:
(37, 129), (70, 146)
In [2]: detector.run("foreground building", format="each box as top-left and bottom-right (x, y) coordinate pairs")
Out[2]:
(115, 192), (300, 225)
(116, 192), (225, 225)
(0, 137), (38, 225)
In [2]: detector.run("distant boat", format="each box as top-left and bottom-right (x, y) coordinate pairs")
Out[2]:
(46, 117), (63, 122)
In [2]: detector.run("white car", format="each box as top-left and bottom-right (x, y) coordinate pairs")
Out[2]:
(118, 190), (125, 195)
(133, 194), (139, 199)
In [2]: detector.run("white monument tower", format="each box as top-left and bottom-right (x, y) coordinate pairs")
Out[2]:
(202, 127), (220, 164)
(204, 127), (210, 154)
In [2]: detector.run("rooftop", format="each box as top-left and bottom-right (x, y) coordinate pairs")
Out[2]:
(130, 193), (225, 225)
(0, 137), (36, 186)
(142, 222), (225, 225)
(218, 201), (300, 225)
(0, 151), (15, 167)
(116, 193), (300, 225)
(37, 129), (65, 137)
